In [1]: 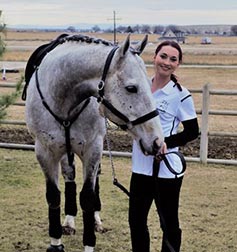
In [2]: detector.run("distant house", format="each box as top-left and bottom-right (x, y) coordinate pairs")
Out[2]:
(159, 29), (186, 44)
(201, 37), (212, 44)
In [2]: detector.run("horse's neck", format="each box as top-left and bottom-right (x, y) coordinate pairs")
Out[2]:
(55, 44), (110, 88)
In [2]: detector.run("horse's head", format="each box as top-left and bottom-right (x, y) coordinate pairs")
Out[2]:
(98, 35), (164, 156)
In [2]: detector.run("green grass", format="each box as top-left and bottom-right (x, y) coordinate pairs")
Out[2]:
(0, 149), (237, 252)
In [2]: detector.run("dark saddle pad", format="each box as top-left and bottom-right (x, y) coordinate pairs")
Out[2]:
(22, 33), (69, 100)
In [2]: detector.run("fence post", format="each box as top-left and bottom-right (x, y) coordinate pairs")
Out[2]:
(200, 83), (210, 164)
(2, 67), (7, 80)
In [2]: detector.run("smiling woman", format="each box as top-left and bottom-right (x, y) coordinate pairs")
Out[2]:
(128, 40), (199, 252)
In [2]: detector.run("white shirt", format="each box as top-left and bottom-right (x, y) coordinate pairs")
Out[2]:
(132, 80), (197, 178)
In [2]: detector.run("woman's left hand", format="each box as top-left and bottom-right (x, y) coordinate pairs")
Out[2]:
(155, 141), (167, 161)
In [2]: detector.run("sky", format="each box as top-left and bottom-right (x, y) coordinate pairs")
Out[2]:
(1, 0), (237, 28)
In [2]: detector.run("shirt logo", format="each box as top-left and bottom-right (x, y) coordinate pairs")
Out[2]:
(159, 100), (169, 111)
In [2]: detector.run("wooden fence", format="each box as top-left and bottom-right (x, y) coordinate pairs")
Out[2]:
(0, 83), (237, 165)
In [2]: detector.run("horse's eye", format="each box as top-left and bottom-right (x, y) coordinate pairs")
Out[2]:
(125, 85), (137, 93)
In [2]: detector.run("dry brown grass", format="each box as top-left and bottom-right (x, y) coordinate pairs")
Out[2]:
(1, 31), (237, 133)
(5, 30), (237, 43)
(3, 31), (237, 65)
(1, 51), (32, 61)
(5, 30), (63, 41)
(3, 50), (237, 65)
(142, 52), (237, 66)
(183, 54), (237, 65)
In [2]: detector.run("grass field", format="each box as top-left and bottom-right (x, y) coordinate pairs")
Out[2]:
(0, 148), (237, 252)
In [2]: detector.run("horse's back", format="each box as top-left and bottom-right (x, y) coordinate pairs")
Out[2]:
(25, 39), (108, 146)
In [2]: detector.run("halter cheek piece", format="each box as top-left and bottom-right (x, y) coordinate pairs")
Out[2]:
(97, 46), (159, 130)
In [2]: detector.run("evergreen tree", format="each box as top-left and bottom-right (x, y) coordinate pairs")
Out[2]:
(0, 11), (23, 120)
(0, 10), (6, 57)
(0, 76), (24, 120)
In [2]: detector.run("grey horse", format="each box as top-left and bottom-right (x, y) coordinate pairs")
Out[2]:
(25, 34), (164, 252)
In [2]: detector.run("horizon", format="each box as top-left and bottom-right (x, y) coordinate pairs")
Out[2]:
(1, 0), (237, 28)
(7, 23), (234, 31)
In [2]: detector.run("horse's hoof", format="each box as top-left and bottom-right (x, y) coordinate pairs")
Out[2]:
(46, 244), (65, 252)
(95, 224), (109, 233)
(62, 225), (76, 235)
(95, 223), (104, 233)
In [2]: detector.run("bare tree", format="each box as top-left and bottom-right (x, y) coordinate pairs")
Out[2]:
(166, 25), (178, 32)
(153, 25), (165, 34)
(132, 25), (141, 33)
(231, 25), (237, 35)
(125, 26), (133, 33)
(67, 26), (76, 33)
(140, 24), (151, 34)
(92, 25), (101, 33)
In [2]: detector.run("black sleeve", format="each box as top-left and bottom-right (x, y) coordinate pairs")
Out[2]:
(165, 118), (199, 149)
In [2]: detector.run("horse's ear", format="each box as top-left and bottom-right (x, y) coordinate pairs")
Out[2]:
(118, 34), (130, 56)
(134, 34), (148, 55)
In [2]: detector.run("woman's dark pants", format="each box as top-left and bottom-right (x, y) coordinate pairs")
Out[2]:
(129, 172), (183, 252)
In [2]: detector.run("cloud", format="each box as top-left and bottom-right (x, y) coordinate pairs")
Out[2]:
(1, 0), (237, 26)
(150, 9), (237, 25)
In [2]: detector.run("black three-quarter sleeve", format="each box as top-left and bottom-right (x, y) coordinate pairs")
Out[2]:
(164, 118), (199, 148)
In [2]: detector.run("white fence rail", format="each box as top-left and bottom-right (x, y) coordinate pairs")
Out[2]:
(0, 83), (237, 165)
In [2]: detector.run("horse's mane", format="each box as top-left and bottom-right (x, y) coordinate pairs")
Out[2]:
(23, 34), (115, 100)
(23, 33), (140, 101)
(60, 34), (114, 47)
(61, 34), (139, 54)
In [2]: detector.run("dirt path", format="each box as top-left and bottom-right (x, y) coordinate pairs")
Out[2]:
(0, 127), (236, 160)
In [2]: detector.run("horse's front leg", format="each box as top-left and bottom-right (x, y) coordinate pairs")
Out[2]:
(93, 166), (104, 233)
(35, 141), (64, 252)
(79, 148), (103, 252)
(60, 154), (77, 236)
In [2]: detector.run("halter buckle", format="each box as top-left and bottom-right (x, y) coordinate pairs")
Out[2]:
(63, 120), (71, 128)
(98, 80), (104, 90)
(120, 122), (133, 130)
(126, 122), (133, 130)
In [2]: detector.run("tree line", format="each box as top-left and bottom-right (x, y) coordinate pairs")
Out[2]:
(67, 24), (237, 36)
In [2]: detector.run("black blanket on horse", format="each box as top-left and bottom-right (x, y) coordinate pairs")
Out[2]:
(22, 33), (69, 100)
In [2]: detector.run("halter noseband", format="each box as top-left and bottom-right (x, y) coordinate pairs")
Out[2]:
(97, 46), (159, 130)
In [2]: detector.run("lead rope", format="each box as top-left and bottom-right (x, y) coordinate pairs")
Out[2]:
(104, 118), (130, 197)
(104, 118), (116, 180)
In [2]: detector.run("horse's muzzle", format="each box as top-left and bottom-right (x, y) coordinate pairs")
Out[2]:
(139, 138), (162, 156)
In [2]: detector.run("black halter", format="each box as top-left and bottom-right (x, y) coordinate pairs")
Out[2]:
(97, 46), (159, 130)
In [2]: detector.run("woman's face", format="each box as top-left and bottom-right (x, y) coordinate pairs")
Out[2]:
(154, 45), (180, 78)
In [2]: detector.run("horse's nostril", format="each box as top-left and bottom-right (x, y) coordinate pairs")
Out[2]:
(153, 138), (160, 153)
(139, 139), (145, 154)
(139, 139), (149, 156)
